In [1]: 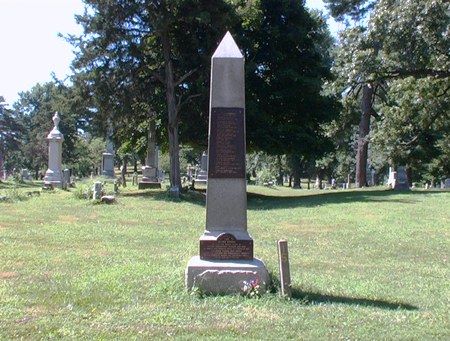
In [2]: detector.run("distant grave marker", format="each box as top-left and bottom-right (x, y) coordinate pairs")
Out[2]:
(394, 166), (410, 191)
(43, 112), (64, 189)
(277, 240), (292, 298)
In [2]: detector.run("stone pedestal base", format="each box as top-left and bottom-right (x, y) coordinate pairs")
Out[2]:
(138, 181), (161, 189)
(43, 169), (63, 189)
(193, 170), (208, 188)
(185, 256), (270, 295)
(139, 166), (160, 189)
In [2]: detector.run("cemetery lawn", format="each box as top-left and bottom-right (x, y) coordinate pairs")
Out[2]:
(1, 181), (449, 340)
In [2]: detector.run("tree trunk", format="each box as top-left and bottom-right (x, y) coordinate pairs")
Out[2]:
(355, 84), (373, 187)
(276, 155), (283, 186)
(146, 119), (156, 167)
(121, 157), (127, 188)
(162, 28), (181, 197)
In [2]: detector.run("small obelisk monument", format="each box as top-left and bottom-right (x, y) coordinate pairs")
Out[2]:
(186, 32), (269, 294)
(43, 112), (64, 189)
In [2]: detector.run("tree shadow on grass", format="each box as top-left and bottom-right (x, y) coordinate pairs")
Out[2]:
(247, 189), (442, 211)
(118, 187), (444, 210)
(0, 180), (43, 189)
(290, 287), (418, 311)
(120, 188), (207, 205)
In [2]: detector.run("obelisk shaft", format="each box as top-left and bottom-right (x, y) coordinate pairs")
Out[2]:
(206, 32), (248, 236)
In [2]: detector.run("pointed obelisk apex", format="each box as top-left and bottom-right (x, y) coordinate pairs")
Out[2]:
(212, 31), (243, 58)
(186, 32), (269, 295)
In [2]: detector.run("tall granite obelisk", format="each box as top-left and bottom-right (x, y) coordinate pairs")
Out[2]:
(186, 32), (269, 294)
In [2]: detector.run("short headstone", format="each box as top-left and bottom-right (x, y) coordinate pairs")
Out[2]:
(93, 181), (103, 200)
(444, 178), (450, 189)
(132, 172), (138, 186)
(193, 152), (208, 188)
(394, 166), (410, 191)
(22, 169), (30, 181)
(63, 169), (70, 190)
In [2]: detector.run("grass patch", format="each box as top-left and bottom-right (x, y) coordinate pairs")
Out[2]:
(0, 182), (449, 339)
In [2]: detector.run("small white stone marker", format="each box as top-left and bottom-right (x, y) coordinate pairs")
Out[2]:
(277, 240), (291, 298)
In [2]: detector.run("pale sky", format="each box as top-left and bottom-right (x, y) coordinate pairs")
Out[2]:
(0, 0), (338, 107)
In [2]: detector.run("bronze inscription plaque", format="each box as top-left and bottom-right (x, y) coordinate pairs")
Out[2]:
(200, 233), (253, 260)
(208, 107), (245, 178)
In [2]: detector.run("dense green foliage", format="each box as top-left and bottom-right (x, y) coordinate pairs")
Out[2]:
(323, 0), (449, 185)
(0, 0), (448, 186)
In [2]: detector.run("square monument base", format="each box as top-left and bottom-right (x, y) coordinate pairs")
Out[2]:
(138, 181), (161, 189)
(185, 256), (270, 295)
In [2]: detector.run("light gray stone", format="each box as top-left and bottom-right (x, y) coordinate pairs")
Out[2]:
(193, 152), (208, 187)
(186, 256), (269, 295)
(186, 32), (269, 294)
(93, 181), (103, 200)
(43, 112), (64, 189)
(394, 166), (410, 191)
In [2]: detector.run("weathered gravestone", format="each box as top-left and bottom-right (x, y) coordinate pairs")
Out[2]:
(22, 169), (30, 181)
(43, 112), (64, 189)
(444, 178), (450, 189)
(63, 169), (70, 190)
(193, 152), (208, 188)
(394, 166), (410, 191)
(93, 181), (103, 200)
(186, 32), (269, 295)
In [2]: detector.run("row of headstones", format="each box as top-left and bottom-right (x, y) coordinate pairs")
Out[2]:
(189, 157), (450, 191)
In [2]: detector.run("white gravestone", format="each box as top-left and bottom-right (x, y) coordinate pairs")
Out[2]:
(43, 112), (64, 189)
(93, 181), (103, 200)
(193, 152), (208, 187)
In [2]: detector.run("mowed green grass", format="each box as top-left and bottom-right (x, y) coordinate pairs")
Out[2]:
(0, 181), (449, 340)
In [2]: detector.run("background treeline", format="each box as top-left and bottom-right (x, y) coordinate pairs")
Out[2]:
(0, 0), (448, 193)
